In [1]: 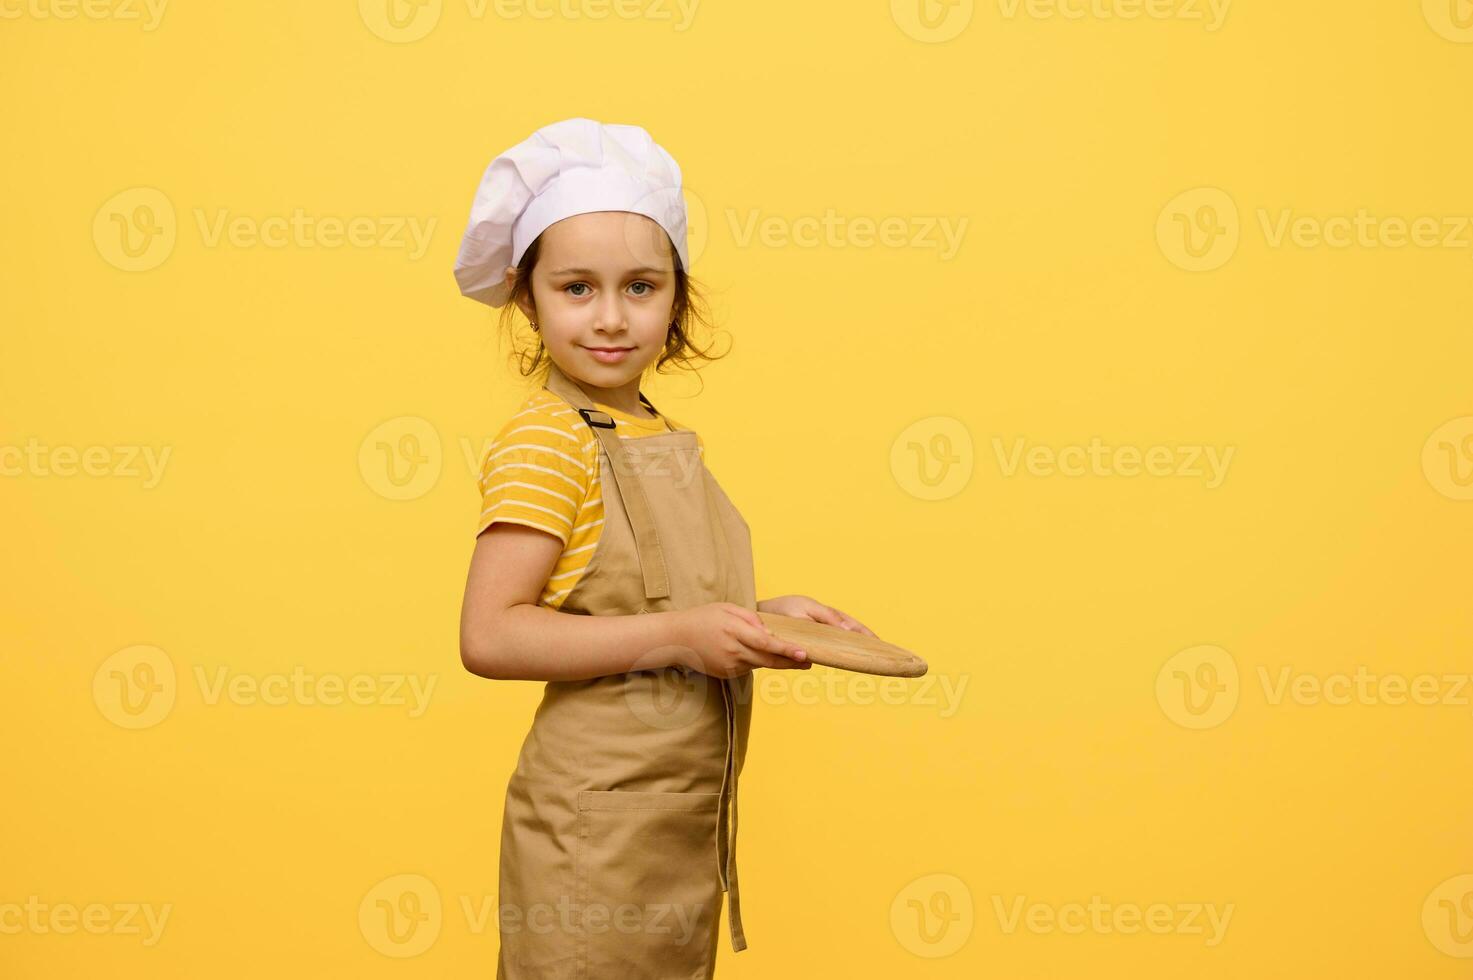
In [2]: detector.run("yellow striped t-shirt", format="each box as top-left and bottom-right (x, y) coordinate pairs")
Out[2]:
(475, 387), (705, 609)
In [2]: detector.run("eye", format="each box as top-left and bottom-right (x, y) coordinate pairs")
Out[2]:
(564, 282), (590, 297)
(629, 281), (654, 296)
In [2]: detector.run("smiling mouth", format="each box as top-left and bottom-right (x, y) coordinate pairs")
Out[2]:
(584, 345), (634, 352)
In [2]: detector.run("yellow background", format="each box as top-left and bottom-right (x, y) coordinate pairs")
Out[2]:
(4, 0), (1472, 976)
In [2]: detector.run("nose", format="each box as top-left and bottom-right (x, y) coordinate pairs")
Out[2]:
(591, 291), (627, 339)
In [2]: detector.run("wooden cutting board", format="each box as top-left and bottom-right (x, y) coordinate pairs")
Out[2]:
(757, 612), (928, 677)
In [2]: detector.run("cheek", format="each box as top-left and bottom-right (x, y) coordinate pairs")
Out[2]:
(635, 303), (675, 335)
(643, 291), (677, 320)
(540, 291), (587, 322)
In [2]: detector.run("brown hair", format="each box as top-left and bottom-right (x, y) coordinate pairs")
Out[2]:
(497, 232), (728, 385)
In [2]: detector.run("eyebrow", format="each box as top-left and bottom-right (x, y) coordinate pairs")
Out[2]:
(546, 266), (671, 277)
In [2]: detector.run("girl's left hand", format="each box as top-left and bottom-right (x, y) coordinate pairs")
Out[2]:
(755, 594), (879, 639)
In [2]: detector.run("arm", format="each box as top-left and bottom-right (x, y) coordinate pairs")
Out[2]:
(460, 524), (676, 681)
(460, 524), (810, 681)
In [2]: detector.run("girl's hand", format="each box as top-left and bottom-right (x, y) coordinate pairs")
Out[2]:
(668, 602), (812, 678)
(756, 594), (879, 639)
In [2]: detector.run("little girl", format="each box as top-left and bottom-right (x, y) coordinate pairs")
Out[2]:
(454, 117), (876, 978)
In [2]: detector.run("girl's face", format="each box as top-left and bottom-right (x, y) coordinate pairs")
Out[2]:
(508, 210), (678, 405)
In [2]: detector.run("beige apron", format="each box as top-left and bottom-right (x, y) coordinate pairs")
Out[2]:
(496, 361), (756, 979)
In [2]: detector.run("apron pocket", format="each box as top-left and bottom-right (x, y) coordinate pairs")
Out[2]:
(574, 789), (722, 980)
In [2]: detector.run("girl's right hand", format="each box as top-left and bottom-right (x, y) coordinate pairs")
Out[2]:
(667, 602), (812, 678)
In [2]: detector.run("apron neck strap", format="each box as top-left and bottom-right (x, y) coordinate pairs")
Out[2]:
(542, 361), (671, 602)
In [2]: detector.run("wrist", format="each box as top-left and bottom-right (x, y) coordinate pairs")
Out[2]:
(652, 609), (691, 667)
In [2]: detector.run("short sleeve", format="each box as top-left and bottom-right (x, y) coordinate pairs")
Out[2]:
(476, 404), (592, 544)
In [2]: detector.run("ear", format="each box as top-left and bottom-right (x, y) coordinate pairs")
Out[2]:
(505, 265), (536, 322)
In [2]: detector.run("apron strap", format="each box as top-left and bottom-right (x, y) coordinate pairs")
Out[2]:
(540, 362), (671, 602)
(718, 677), (747, 951)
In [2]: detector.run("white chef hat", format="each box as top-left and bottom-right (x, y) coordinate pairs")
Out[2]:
(453, 117), (690, 308)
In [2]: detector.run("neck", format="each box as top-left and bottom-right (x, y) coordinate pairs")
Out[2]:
(588, 388), (649, 418)
(554, 365), (650, 418)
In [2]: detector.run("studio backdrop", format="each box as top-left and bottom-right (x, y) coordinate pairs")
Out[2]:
(4, 2), (1472, 977)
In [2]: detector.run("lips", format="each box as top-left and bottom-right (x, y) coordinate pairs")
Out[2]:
(584, 345), (634, 364)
